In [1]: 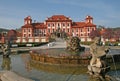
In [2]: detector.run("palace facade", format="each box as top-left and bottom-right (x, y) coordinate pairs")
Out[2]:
(16, 15), (96, 43)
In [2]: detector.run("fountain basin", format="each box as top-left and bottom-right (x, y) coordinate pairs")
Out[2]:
(30, 48), (120, 66)
(30, 48), (91, 65)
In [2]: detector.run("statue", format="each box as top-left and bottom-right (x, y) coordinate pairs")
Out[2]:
(88, 37), (111, 81)
(1, 41), (11, 58)
(66, 36), (85, 52)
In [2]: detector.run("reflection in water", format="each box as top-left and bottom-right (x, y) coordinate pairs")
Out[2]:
(21, 54), (120, 81)
(29, 60), (88, 75)
(21, 54), (120, 74)
(1, 57), (11, 70)
(21, 54), (88, 74)
(21, 54), (32, 72)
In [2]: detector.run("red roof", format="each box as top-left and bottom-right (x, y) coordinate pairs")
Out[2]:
(22, 24), (33, 28)
(72, 22), (86, 28)
(46, 15), (72, 22)
(85, 23), (96, 27)
(72, 22), (96, 28)
(22, 23), (46, 29)
(33, 23), (47, 29)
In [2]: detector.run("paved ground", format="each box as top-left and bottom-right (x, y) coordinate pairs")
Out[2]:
(30, 38), (90, 50)
(30, 38), (67, 50)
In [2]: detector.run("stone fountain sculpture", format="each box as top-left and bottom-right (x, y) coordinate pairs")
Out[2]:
(1, 41), (11, 70)
(88, 37), (111, 81)
(66, 36), (85, 52)
(1, 41), (11, 58)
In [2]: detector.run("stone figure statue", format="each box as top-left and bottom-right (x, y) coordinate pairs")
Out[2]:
(66, 36), (85, 52)
(1, 41), (11, 58)
(88, 37), (111, 81)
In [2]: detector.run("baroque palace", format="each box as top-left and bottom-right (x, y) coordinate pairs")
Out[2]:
(16, 15), (96, 43)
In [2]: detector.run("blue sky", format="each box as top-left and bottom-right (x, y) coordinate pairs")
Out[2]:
(0, 0), (120, 29)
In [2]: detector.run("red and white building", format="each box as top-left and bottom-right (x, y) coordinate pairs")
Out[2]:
(16, 15), (96, 43)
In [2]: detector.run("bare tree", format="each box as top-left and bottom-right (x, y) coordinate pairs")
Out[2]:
(114, 29), (120, 41)
(102, 28), (114, 41)
(6, 30), (17, 43)
(89, 29), (101, 39)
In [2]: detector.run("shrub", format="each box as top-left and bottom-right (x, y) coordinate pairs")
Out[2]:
(80, 41), (93, 45)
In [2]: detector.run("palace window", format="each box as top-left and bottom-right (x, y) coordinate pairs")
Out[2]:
(72, 29), (74, 32)
(53, 23), (54, 27)
(24, 29), (26, 32)
(81, 29), (83, 32)
(29, 34), (31, 37)
(53, 29), (54, 32)
(67, 23), (70, 27)
(88, 28), (90, 32)
(48, 23), (50, 27)
(28, 29), (30, 32)
(67, 29), (69, 32)
(48, 29), (50, 33)
(76, 29), (78, 32)
(88, 33), (90, 36)
(44, 34), (46, 36)
(43, 29), (45, 33)
(63, 23), (65, 26)
(39, 29), (41, 33)
(58, 23), (60, 27)
(24, 34), (26, 37)
(63, 29), (65, 32)
(92, 28), (94, 31)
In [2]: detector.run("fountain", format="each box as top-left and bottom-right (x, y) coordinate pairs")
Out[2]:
(0, 41), (34, 81)
(30, 36), (89, 65)
(87, 37), (120, 81)
(0, 36), (120, 81)
(1, 41), (11, 58)
(66, 36), (85, 52)
(0, 41), (11, 71)
(29, 36), (120, 81)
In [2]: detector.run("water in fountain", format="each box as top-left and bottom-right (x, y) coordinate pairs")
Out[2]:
(108, 49), (120, 80)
